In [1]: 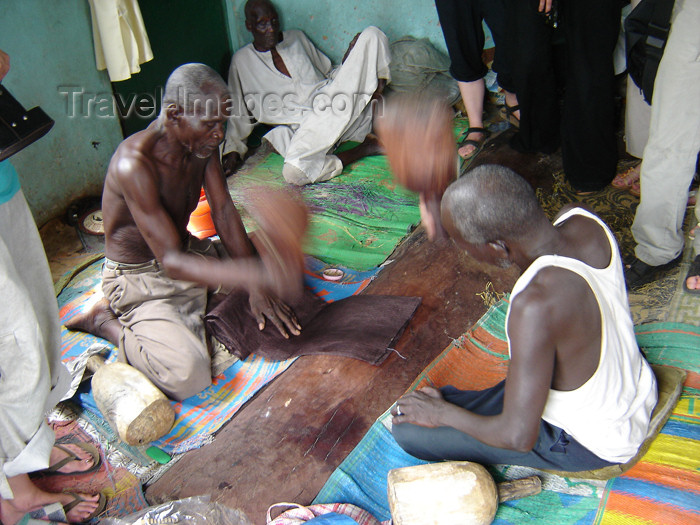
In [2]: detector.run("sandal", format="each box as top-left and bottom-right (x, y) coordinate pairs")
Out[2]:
(457, 127), (491, 161)
(624, 254), (682, 290)
(683, 254), (700, 294)
(612, 164), (641, 190)
(62, 492), (107, 523)
(500, 103), (520, 128)
(23, 492), (106, 524)
(33, 442), (101, 477)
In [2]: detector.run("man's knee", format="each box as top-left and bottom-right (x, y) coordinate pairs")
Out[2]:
(129, 346), (212, 401)
(162, 352), (211, 401)
(392, 422), (431, 458)
(356, 26), (389, 54)
(359, 25), (387, 43)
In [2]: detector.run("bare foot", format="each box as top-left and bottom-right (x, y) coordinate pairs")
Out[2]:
(336, 133), (383, 167)
(64, 298), (120, 345)
(686, 254), (700, 292)
(504, 91), (520, 121)
(360, 133), (384, 156)
(458, 128), (488, 159)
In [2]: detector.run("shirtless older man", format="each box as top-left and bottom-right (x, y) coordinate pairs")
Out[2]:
(221, 0), (390, 185)
(378, 96), (657, 471)
(67, 63), (301, 401)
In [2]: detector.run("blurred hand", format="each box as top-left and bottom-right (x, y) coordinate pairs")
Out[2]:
(247, 186), (308, 302)
(538, 0), (553, 13)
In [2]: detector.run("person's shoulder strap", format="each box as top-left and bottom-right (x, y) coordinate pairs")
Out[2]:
(644, 0), (676, 95)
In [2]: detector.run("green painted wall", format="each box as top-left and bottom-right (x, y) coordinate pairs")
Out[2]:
(224, 0), (451, 63)
(0, 1), (123, 226)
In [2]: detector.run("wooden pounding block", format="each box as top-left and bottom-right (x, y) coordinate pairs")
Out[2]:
(88, 355), (175, 446)
(387, 461), (541, 525)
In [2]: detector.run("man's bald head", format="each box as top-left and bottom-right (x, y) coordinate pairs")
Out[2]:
(162, 63), (229, 116)
(441, 164), (544, 245)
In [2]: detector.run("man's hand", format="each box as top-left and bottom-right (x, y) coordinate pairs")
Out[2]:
(391, 386), (446, 427)
(538, 0), (553, 13)
(0, 49), (10, 82)
(249, 289), (301, 338)
(342, 33), (361, 64)
(222, 151), (242, 177)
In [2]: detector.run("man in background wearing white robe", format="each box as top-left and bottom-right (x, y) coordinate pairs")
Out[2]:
(222, 0), (391, 185)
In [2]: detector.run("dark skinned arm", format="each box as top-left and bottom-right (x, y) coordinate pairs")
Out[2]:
(203, 155), (302, 338)
(203, 153), (254, 258)
(392, 282), (559, 452)
(118, 152), (299, 337)
(115, 154), (265, 289)
(221, 151), (243, 178)
(341, 33), (361, 64)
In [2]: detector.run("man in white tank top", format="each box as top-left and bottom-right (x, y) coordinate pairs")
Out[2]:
(391, 164), (657, 471)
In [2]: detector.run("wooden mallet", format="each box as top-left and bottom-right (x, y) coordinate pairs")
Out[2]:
(388, 461), (542, 525)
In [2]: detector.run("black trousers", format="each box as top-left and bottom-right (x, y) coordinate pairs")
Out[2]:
(504, 0), (621, 191)
(392, 381), (617, 471)
(435, 0), (515, 93)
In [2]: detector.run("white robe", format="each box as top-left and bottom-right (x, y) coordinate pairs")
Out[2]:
(0, 161), (71, 498)
(224, 26), (391, 184)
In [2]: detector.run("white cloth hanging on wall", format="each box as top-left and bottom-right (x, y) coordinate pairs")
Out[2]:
(88, 0), (154, 82)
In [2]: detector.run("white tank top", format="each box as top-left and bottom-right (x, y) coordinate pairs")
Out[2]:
(506, 208), (657, 463)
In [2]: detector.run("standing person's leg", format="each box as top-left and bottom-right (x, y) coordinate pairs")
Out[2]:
(434, 0), (490, 159)
(0, 184), (99, 524)
(629, 0), (700, 285)
(481, 0), (519, 119)
(559, 0), (621, 193)
(504, 0), (559, 154)
(624, 0), (651, 160)
(0, 187), (72, 482)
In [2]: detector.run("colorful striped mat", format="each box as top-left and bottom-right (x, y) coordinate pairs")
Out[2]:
(314, 300), (700, 524)
(58, 256), (377, 455)
(594, 322), (700, 525)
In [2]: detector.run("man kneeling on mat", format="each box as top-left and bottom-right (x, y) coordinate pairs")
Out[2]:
(66, 63), (303, 402)
(377, 96), (658, 471)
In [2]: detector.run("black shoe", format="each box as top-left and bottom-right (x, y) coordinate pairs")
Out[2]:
(624, 254), (682, 290)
